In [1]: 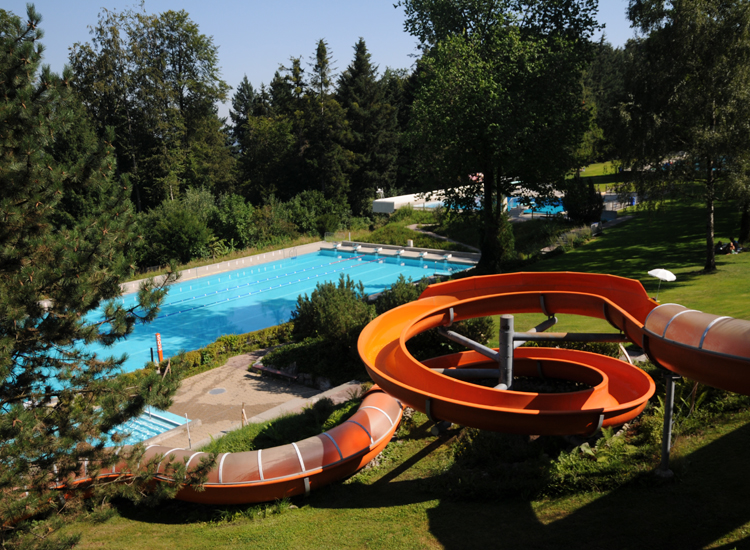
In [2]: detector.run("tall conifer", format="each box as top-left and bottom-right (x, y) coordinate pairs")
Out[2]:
(337, 39), (399, 216)
(0, 7), (197, 546)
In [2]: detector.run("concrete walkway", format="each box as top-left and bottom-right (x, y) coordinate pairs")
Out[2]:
(150, 350), (363, 450)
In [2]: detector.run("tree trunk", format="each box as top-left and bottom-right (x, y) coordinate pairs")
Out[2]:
(705, 159), (716, 272)
(477, 168), (500, 273)
(740, 198), (750, 244)
(477, 167), (514, 274)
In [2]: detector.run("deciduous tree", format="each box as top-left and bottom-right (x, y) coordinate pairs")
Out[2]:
(402, 0), (598, 271)
(623, 0), (750, 271)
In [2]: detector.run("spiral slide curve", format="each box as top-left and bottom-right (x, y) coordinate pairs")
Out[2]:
(358, 272), (750, 436)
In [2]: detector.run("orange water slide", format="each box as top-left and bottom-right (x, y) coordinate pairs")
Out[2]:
(358, 272), (750, 436)
(69, 387), (402, 505)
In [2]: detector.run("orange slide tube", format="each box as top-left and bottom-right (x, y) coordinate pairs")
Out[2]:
(68, 387), (402, 505)
(358, 272), (750, 436)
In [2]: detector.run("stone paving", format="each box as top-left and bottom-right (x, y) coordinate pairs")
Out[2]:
(153, 350), (322, 450)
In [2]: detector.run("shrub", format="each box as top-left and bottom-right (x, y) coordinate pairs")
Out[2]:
(182, 351), (201, 369)
(375, 274), (495, 361)
(291, 274), (374, 343)
(375, 274), (429, 315)
(217, 334), (242, 353)
(139, 206), (213, 265)
(316, 213), (340, 237)
(264, 275), (375, 384)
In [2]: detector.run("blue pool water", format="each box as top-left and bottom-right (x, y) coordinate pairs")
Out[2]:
(88, 249), (473, 374)
(507, 197), (565, 216)
(108, 407), (187, 446)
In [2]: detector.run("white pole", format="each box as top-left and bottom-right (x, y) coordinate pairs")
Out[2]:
(185, 413), (191, 449)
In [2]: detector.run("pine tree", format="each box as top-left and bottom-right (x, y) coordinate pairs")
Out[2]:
(301, 40), (352, 203)
(0, 7), (202, 547)
(229, 75), (256, 149)
(337, 38), (399, 216)
(270, 57), (306, 117)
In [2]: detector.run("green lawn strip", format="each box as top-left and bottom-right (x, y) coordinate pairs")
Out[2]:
(570, 161), (620, 178)
(359, 221), (475, 252)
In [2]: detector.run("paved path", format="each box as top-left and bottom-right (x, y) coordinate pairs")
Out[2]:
(153, 351), (319, 449)
(151, 351), (364, 450)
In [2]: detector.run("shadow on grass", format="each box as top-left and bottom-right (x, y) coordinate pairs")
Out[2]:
(428, 419), (750, 549)
(105, 413), (750, 549)
(308, 419), (750, 549)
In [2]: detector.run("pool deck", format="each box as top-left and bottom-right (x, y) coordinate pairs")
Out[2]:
(150, 350), (362, 450)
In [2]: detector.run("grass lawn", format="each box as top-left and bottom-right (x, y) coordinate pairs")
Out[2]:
(571, 160), (620, 178)
(65, 197), (750, 549)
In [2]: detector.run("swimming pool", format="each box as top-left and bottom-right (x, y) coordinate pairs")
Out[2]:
(88, 249), (474, 373)
(106, 407), (188, 446)
(507, 197), (565, 216)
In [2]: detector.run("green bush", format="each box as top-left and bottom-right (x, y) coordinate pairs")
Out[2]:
(217, 334), (242, 353)
(182, 351), (201, 369)
(374, 274), (430, 315)
(316, 213), (340, 237)
(375, 274), (495, 361)
(265, 275), (375, 383)
(291, 274), (374, 343)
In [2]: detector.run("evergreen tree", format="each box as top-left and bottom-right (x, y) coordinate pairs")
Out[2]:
(269, 69), (294, 114)
(337, 39), (399, 216)
(237, 114), (296, 203)
(252, 83), (273, 116)
(271, 57), (306, 116)
(0, 8), (207, 547)
(229, 75), (255, 149)
(301, 40), (352, 203)
(380, 67), (418, 194)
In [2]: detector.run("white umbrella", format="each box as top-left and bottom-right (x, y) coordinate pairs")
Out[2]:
(647, 268), (676, 301)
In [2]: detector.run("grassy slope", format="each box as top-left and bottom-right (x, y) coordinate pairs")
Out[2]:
(68, 199), (750, 549)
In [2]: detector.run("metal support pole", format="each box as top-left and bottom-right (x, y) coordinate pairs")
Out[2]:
(437, 327), (499, 362)
(514, 332), (629, 344)
(657, 372), (682, 477)
(498, 315), (514, 390)
(513, 316), (558, 349)
(429, 368), (501, 380)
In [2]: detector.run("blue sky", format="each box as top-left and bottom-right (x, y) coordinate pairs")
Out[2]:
(5, 1), (636, 117)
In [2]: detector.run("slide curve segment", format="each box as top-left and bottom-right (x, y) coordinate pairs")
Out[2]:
(358, 272), (750, 436)
(67, 387), (402, 505)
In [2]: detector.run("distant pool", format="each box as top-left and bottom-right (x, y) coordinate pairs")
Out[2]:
(507, 197), (565, 216)
(87, 249), (474, 373)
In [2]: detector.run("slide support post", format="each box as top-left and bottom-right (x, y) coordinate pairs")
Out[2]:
(498, 315), (514, 390)
(657, 372), (682, 477)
